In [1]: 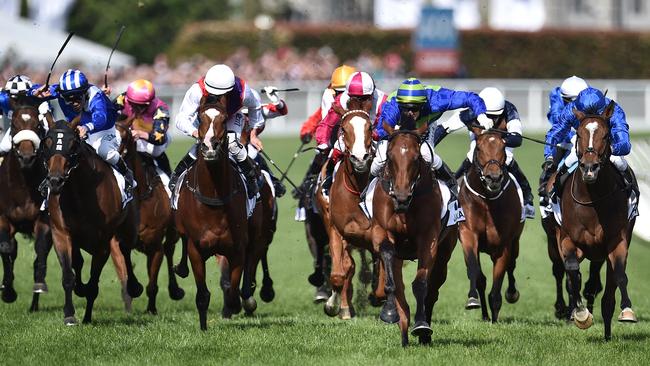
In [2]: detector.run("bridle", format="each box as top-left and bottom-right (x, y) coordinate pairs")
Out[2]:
(381, 130), (423, 207)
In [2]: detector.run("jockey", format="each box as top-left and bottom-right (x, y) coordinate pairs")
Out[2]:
(294, 65), (357, 198)
(315, 71), (387, 194)
(0, 75), (50, 155)
(114, 79), (172, 176)
(544, 87), (639, 198)
(371, 78), (489, 196)
(241, 85), (289, 197)
(539, 75), (588, 204)
(30, 69), (134, 193)
(442, 87), (535, 218)
(172, 64), (263, 199)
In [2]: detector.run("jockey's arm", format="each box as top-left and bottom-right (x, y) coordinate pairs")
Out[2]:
(428, 87), (487, 117)
(545, 103), (576, 159)
(175, 84), (202, 138)
(0, 91), (10, 114)
(610, 103), (631, 156)
(262, 100), (288, 120)
(147, 106), (170, 145)
(374, 100), (400, 141)
(547, 87), (564, 124)
(314, 106), (340, 148)
(503, 101), (523, 148)
(244, 87), (264, 150)
(85, 89), (114, 133)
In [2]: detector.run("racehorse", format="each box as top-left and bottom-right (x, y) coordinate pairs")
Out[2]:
(458, 124), (523, 322)
(0, 104), (52, 311)
(41, 116), (142, 325)
(371, 123), (458, 346)
(174, 95), (252, 329)
(114, 117), (184, 314)
(553, 102), (636, 340)
(322, 108), (386, 319)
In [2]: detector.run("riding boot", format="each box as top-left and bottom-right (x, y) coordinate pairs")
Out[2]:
(255, 155), (286, 198)
(552, 164), (569, 201)
(238, 157), (259, 199)
(169, 151), (196, 192)
(321, 159), (336, 197)
(455, 158), (472, 179)
(508, 160), (535, 219)
(620, 166), (640, 199)
(114, 157), (135, 195)
(293, 152), (327, 199)
(155, 153), (172, 177)
(435, 161), (458, 200)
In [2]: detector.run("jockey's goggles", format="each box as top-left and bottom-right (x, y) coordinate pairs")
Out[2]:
(398, 103), (423, 113)
(60, 91), (85, 104)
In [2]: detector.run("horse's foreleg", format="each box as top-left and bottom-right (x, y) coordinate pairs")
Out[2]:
(561, 238), (591, 329)
(338, 244), (355, 319)
(369, 254), (387, 307)
(611, 241), (636, 325)
(392, 258), (410, 347)
(173, 235), (189, 278)
(52, 230), (77, 325)
(0, 241), (17, 303)
(411, 234), (436, 339)
(163, 230), (184, 301)
(460, 229), (481, 310)
(548, 239), (568, 319)
(30, 217), (52, 311)
(602, 260), (617, 341)
(117, 237), (144, 299)
(146, 249), (164, 315)
(226, 253), (244, 317)
(305, 215), (325, 287)
(82, 250), (110, 324)
(324, 228), (344, 317)
(378, 237), (398, 324)
(109, 238), (131, 312)
(488, 250), (509, 323)
(241, 246), (259, 315)
(505, 239), (520, 304)
(259, 250), (275, 303)
(583, 260), (605, 314)
(188, 240), (210, 330)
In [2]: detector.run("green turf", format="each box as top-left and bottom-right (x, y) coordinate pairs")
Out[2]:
(0, 133), (648, 365)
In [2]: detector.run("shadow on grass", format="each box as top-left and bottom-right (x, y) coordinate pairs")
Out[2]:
(422, 337), (495, 348)
(89, 316), (152, 327)
(587, 331), (650, 343)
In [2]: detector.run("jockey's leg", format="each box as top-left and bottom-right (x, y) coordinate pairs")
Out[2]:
(136, 136), (172, 177)
(93, 130), (134, 194)
(322, 137), (345, 195)
(610, 156), (639, 198)
(508, 157), (535, 219)
(229, 132), (258, 199)
(0, 127), (12, 157)
(421, 141), (458, 199)
(370, 140), (388, 177)
(169, 144), (197, 191)
(293, 148), (328, 200)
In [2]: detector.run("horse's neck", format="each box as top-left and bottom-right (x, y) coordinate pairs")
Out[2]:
(4, 152), (44, 192)
(572, 161), (620, 199)
(195, 154), (235, 193)
(342, 158), (370, 191)
(68, 151), (107, 192)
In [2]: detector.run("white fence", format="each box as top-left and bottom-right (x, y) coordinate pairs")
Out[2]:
(156, 78), (650, 136)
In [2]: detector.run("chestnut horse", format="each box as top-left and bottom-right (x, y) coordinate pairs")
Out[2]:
(0, 104), (52, 311)
(554, 102), (636, 340)
(458, 126), (523, 322)
(41, 117), (142, 325)
(371, 124), (458, 346)
(114, 118), (184, 314)
(174, 96), (251, 329)
(323, 109), (386, 319)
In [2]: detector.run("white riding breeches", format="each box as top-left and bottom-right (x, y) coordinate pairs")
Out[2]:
(135, 132), (171, 158)
(563, 134), (628, 172)
(87, 127), (121, 165)
(370, 139), (442, 177)
(0, 128), (11, 153)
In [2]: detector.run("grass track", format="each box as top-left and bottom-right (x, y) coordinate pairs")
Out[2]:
(0, 134), (648, 365)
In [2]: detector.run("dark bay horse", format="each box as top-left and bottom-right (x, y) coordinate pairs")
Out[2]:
(174, 96), (251, 329)
(323, 109), (386, 319)
(114, 118), (184, 314)
(555, 102), (636, 340)
(458, 126), (523, 322)
(0, 104), (52, 311)
(371, 123), (458, 346)
(41, 117), (142, 325)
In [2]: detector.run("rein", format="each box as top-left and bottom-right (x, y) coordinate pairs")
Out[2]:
(186, 160), (241, 206)
(463, 173), (511, 200)
(569, 170), (626, 206)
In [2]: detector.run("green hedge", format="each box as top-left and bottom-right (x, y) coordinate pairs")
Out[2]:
(168, 22), (650, 78)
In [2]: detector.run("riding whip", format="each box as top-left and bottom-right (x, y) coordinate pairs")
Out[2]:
(44, 32), (75, 88)
(261, 87), (300, 93)
(259, 150), (300, 190)
(471, 123), (564, 148)
(278, 142), (306, 184)
(104, 25), (126, 88)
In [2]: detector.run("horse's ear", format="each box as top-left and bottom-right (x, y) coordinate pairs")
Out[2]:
(573, 107), (585, 121)
(603, 100), (616, 120)
(416, 122), (428, 136)
(68, 115), (81, 130)
(382, 120), (394, 136)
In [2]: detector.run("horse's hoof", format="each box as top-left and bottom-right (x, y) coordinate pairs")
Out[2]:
(554, 304), (568, 320)
(127, 280), (144, 298)
(505, 289), (520, 304)
(419, 335), (432, 345)
(308, 272), (324, 287)
(359, 268), (372, 285)
(222, 306), (233, 319)
(168, 286), (185, 301)
(146, 307), (158, 315)
(33, 282), (48, 294)
(411, 321), (433, 337)
(1, 287), (17, 303)
(368, 293), (385, 307)
(618, 307), (638, 323)
(260, 285), (275, 303)
(465, 297), (481, 310)
(313, 286), (330, 303)
(0, 240), (15, 254)
(64, 316), (78, 326)
(173, 264), (189, 279)
(324, 293), (340, 317)
(242, 297), (257, 314)
(339, 306), (354, 320)
(573, 308), (594, 330)
(379, 302), (399, 324)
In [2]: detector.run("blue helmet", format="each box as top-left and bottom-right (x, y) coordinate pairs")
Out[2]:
(58, 69), (89, 95)
(575, 87), (607, 114)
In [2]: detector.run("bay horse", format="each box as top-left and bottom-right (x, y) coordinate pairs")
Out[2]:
(458, 124), (523, 322)
(555, 102), (636, 340)
(322, 108), (386, 319)
(0, 103), (52, 311)
(114, 117), (184, 314)
(41, 116), (142, 325)
(371, 123), (458, 346)
(174, 95), (252, 329)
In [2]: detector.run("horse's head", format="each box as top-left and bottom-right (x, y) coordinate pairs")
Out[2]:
(472, 129), (508, 193)
(10, 104), (42, 168)
(382, 121), (428, 212)
(198, 95), (228, 161)
(574, 101), (614, 184)
(115, 116), (135, 157)
(340, 110), (373, 173)
(41, 116), (82, 194)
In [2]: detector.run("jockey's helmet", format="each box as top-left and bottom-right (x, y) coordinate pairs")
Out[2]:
(330, 65), (357, 92)
(204, 64), (235, 95)
(58, 69), (89, 96)
(560, 76), (588, 101)
(575, 87), (607, 114)
(479, 87), (505, 116)
(345, 71), (375, 97)
(396, 78), (427, 105)
(126, 79), (155, 104)
(4, 75), (32, 95)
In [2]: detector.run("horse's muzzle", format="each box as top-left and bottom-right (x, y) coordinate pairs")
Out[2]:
(483, 173), (504, 193)
(47, 174), (66, 194)
(16, 151), (36, 169)
(350, 154), (371, 173)
(579, 162), (600, 184)
(200, 141), (223, 161)
(391, 191), (412, 213)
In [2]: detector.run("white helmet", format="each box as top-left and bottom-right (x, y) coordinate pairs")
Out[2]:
(345, 71), (375, 97)
(204, 64), (235, 95)
(479, 87), (505, 115)
(560, 76), (588, 101)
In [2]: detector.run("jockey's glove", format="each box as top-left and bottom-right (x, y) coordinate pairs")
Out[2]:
(300, 133), (312, 144)
(263, 86), (279, 103)
(476, 113), (494, 131)
(541, 156), (554, 171)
